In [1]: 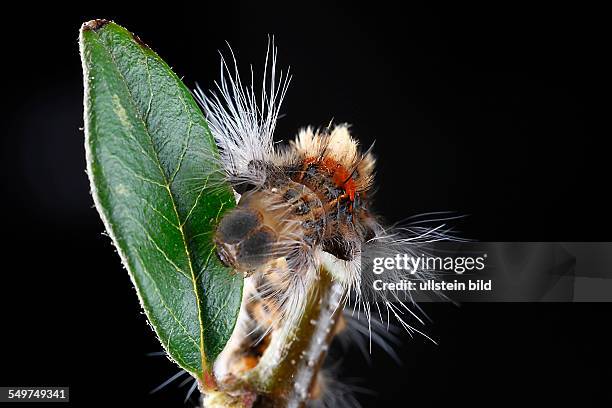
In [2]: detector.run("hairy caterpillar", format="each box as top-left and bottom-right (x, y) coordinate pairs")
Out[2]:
(192, 42), (456, 407)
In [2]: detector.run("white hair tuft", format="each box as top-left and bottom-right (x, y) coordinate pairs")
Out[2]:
(195, 38), (291, 186)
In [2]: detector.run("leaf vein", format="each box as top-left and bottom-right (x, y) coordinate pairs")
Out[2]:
(127, 214), (191, 280)
(133, 250), (202, 361)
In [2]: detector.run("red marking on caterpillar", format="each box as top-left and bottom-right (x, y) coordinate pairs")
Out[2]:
(305, 156), (356, 202)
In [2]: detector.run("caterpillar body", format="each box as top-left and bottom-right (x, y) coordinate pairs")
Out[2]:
(194, 43), (451, 407)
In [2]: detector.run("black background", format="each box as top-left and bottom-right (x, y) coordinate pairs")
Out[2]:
(2, 3), (609, 407)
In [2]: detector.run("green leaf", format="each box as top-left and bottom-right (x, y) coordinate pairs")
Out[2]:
(79, 19), (242, 379)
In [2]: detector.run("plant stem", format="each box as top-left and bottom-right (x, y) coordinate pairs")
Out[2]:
(253, 269), (344, 407)
(204, 266), (344, 408)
